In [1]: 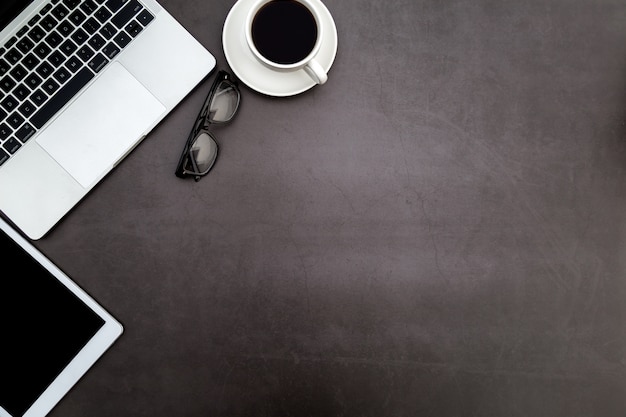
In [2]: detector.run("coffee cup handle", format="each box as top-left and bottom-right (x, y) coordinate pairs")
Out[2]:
(304, 59), (328, 85)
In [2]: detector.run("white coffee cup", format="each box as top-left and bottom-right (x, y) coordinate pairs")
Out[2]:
(245, 0), (328, 84)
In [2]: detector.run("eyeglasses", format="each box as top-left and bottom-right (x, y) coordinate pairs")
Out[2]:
(175, 70), (241, 181)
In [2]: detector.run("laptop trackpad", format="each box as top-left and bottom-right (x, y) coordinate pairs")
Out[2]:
(36, 63), (166, 188)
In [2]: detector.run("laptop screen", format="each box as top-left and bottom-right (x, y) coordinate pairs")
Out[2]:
(0, 227), (105, 417)
(0, 0), (34, 32)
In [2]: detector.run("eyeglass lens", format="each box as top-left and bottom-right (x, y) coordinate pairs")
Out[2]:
(186, 132), (218, 174)
(208, 81), (239, 123)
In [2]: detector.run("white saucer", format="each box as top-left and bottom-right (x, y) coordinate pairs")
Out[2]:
(222, 0), (338, 97)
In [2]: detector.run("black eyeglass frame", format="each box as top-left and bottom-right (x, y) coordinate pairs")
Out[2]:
(175, 70), (240, 181)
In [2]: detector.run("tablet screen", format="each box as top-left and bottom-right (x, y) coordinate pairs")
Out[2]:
(0, 228), (106, 417)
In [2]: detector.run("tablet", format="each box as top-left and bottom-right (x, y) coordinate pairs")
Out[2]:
(0, 218), (123, 417)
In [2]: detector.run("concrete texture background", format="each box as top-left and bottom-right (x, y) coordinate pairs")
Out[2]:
(37, 0), (626, 415)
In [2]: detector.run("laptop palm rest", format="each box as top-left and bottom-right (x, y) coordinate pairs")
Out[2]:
(36, 63), (166, 188)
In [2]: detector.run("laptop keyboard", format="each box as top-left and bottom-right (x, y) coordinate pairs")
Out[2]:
(0, 0), (154, 166)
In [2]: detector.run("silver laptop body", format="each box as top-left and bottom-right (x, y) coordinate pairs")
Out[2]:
(0, 0), (216, 240)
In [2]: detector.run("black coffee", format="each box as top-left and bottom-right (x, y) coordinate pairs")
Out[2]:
(251, 0), (318, 65)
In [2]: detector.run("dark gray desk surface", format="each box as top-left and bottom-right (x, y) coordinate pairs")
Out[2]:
(33, 0), (626, 415)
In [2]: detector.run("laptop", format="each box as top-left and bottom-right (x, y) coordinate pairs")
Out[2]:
(0, 216), (123, 417)
(0, 0), (216, 240)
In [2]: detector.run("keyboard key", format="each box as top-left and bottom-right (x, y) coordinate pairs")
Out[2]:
(28, 26), (46, 43)
(15, 122), (35, 142)
(57, 20), (74, 36)
(0, 149), (9, 166)
(95, 7), (112, 23)
(0, 123), (12, 140)
(53, 67), (71, 84)
(45, 31), (64, 48)
(60, 39), (78, 56)
(16, 37), (35, 54)
(22, 53), (40, 70)
(51, 4), (70, 20)
(28, 14), (41, 26)
(83, 17), (101, 35)
(25, 73), (43, 89)
(4, 37), (17, 49)
(39, 3), (53, 16)
(80, 0), (98, 14)
(102, 42), (119, 59)
(0, 59), (10, 76)
(88, 53), (108, 72)
(10, 64), (28, 81)
(113, 31), (130, 48)
(77, 45), (94, 62)
(30, 89), (48, 106)
(34, 43), (52, 60)
(0, 76), (16, 93)
(88, 34), (106, 50)
(7, 112), (24, 129)
(40, 15), (58, 31)
(42, 79), (60, 95)
(18, 101), (36, 119)
(69, 10), (86, 26)
(99, 23), (116, 39)
(1, 95), (18, 112)
(36, 61), (55, 78)
(3, 137), (21, 154)
(5, 48), (23, 65)
(136, 10), (154, 26)
(125, 20), (142, 37)
(71, 28), (89, 45)
(16, 26), (29, 38)
(48, 50), (66, 66)
(65, 55), (82, 72)
(31, 67), (94, 128)
(111, 0), (142, 29)
(13, 85), (31, 101)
